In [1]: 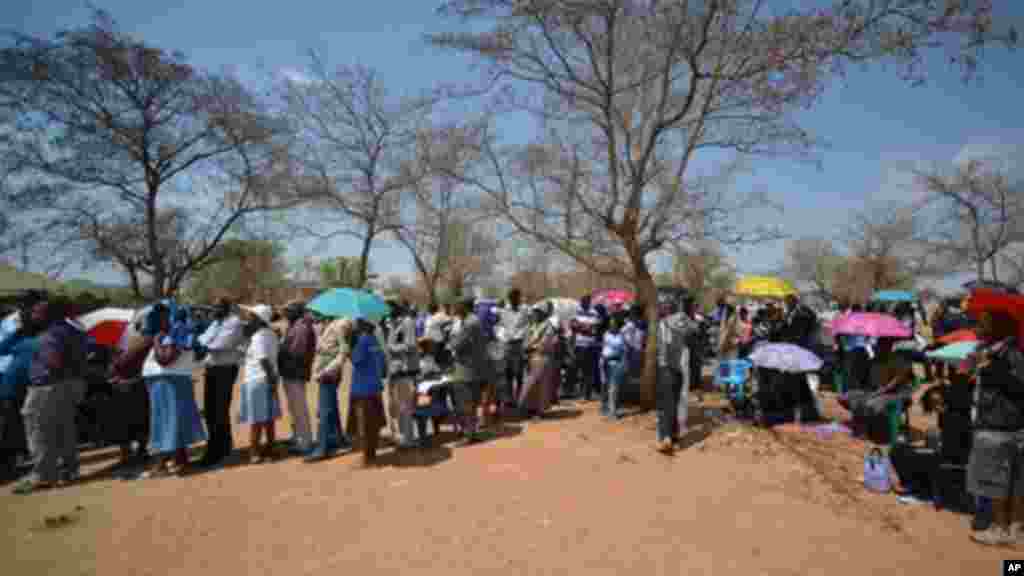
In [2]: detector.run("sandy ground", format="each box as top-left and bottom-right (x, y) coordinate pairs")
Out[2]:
(2, 380), (1015, 576)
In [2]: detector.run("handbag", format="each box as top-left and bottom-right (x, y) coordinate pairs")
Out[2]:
(864, 448), (892, 493)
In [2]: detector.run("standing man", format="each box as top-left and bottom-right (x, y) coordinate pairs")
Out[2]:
(500, 289), (530, 409)
(571, 294), (602, 401)
(14, 295), (88, 493)
(0, 291), (45, 478)
(655, 295), (698, 455)
(385, 301), (419, 449)
(449, 297), (489, 442)
(196, 299), (247, 468)
(278, 302), (316, 455)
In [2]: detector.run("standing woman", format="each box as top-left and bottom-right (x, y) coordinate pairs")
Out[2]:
(140, 303), (206, 478)
(238, 305), (281, 464)
(965, 311), (1024, 546)
(519, 304), (559, 419)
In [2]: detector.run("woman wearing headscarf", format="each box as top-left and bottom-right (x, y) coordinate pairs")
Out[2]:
(964, 311), (1024, 546)
(305, 317), (354, 462)
(140, 303), (206, 478)
(238, 305), (281, 464)
(519, 303), (559, 418)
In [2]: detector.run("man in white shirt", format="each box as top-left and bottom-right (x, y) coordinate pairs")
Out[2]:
(197, 299), (248, 467)
(499, 289), (530, 406)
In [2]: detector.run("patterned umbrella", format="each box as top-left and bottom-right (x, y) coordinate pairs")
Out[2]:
(830, 312), (912, 339)
(748, 343), (823, 373)
(76, 307), (136, 348)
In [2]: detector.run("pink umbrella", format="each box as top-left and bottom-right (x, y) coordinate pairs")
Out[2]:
(592, 289), (635, 310)
(830, 312), (911, 339)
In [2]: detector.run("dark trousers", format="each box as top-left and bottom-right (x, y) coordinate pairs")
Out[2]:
(843, 349), (870, 392)
(202, 365), (238, 463)
(347, 395), (384, 465)
(656, 367), (684, 442)
(505, 340), (525, 403)
(574, 347), (600, 399)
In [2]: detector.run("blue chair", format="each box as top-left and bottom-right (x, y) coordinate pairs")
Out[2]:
(715, 359), (753, 403)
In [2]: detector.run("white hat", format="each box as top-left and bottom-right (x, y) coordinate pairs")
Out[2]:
(243, 304), (273, 325)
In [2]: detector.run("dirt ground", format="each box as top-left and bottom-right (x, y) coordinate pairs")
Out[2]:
(2, 382), (1015, 576)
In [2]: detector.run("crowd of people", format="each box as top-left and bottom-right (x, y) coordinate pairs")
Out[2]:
(1, 284), (1022, 548)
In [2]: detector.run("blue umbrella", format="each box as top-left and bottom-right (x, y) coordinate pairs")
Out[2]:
(925, 341), (979, 364)
(748, 343), (823, 373)
(308, 288), (391, 321)
(871, 290), (915, 303)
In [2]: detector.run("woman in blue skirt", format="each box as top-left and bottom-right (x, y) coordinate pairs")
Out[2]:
(238, 305), (281, 464)
(141, 303), (206, 478)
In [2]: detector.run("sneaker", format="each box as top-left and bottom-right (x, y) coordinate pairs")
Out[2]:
(655, 439), (674, 454)
(970, 525), (1013, 546)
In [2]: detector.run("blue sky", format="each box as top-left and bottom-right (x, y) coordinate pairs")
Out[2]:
(10, 1), (1024, 294)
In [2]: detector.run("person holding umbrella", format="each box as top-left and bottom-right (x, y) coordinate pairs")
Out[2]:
(964, 311), (1024, 546)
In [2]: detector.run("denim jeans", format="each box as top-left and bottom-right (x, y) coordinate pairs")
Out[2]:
(313, 382), (345, 456)
(601, 358), (625, 417)
(656, 367), (683, 443)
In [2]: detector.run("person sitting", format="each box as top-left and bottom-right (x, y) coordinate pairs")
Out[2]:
(838, 337), (915, 443)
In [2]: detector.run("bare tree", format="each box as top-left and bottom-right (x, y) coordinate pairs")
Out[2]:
(280, 52), (434, 288)
(428, 0), (1011, 405)
(784, 237), (841, 294)
(671, 239), (736, 309)
(0, 11), (297, 298)
(913, 158), (1024, 282)
(394, 124), (500, 306)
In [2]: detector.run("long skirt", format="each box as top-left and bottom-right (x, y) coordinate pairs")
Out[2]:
(519, 353), (557, 413)
(146, 375), (207, 455)
(967, 429), (1024, 499)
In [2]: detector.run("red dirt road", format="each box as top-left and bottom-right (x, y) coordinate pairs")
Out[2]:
(3, 397), (1013, 576)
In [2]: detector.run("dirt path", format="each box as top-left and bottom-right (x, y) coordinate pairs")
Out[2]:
(2, 396), (1013, 576)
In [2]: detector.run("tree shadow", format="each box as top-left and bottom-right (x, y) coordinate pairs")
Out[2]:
(373, 444), (454, 468)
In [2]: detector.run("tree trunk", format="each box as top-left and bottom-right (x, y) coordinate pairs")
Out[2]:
(636, 272), (659, 410)
(145, 194), (165, 300)
(357, 231), (374, 289)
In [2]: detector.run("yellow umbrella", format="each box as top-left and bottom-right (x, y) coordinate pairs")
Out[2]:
(734, 276), (797, 298)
